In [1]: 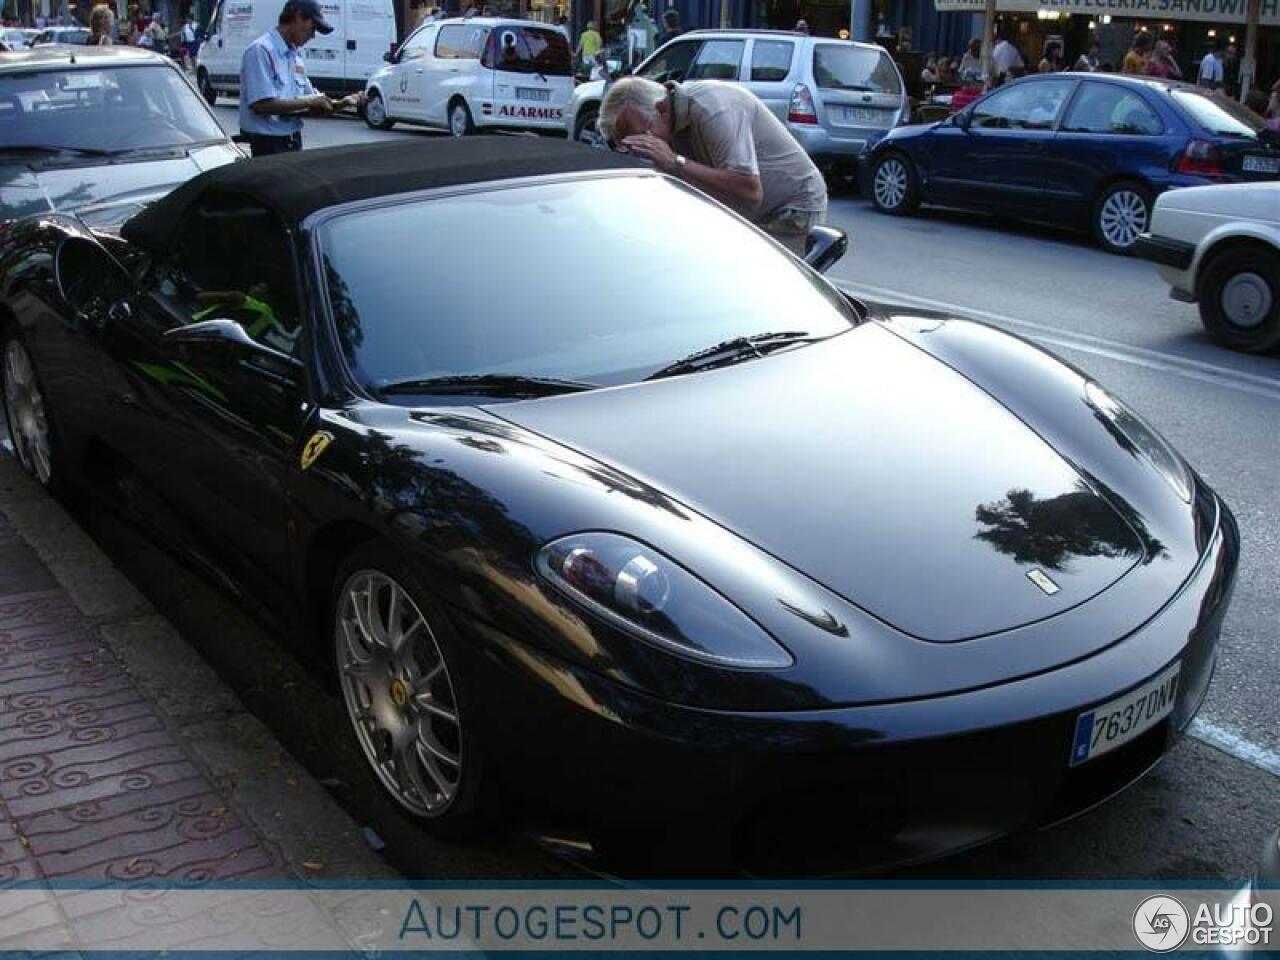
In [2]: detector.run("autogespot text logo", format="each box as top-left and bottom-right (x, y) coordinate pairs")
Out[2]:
(1133, 895), (1190, 952)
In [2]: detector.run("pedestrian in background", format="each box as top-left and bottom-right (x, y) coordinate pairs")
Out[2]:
(88, 3), (113, 45)
(574, 19), (601, 74)
(949, 66), (983, 112)
(1073, 40), (1099, 71)
(1197, 38), (1225, 89)
(959, 37), (981, 76)
(239, 0), (356, 156)
(1122, 31), (1152, 74)
(793, 18), (810, 35)
(1148, 39), (1181, 79)
(992, 28), (1025, 84)
(598, 76), (827, 254)
(657, 8), (681, 46)
(1037, 40), (1062, 73)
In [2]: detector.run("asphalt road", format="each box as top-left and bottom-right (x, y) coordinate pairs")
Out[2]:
(72, 107), (1280, 879)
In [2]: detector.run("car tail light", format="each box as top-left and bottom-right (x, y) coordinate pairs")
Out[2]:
(1176, 139), (1225, 178)
(788, 84), (818, 125)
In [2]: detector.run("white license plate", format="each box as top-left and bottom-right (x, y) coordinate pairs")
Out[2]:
(1069, 662), (1180, 767)
(516, 87), (550, 102)
(841, 106), (882, 125)
(1243, 155), (1280, 174)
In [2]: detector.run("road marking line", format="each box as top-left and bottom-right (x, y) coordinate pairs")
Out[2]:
(1188, 719), (1280, 778)
(841, 281), (1280, 402)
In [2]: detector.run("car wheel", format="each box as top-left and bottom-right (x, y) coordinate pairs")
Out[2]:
(1197, 246), (1280, 354)
(333, 542), (487, 838)
(364, 89), (394, 131)
(1093, 181), (1151, 255)
(870, 153), (918, 215)
(573, 103), (605, 147)
(1, 330), (61, 493)
(448, 99), (474, 138)
(197, 68), (216, 106)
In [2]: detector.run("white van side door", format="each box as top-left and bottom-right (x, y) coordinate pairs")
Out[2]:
(342, 0), (396, 90)
(425, 23), (488, 127)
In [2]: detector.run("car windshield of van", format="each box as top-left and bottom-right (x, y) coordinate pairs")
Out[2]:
(0, 64), (225, 156)
(1170, 89), (1264, 139)
(812, 44), (902, 94)
(484, 26), (572, 76)
(319, 175), (856, 396)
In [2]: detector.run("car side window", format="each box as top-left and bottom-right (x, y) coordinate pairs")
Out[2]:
(399, 25), (435, 60)
(1062, 83), (1163, 135)
(154, 192), (302, 358)
(435, 24), (487, 60)
(639, 39), (700, 81)
(686, 39), (745, 81)
(750, 40), (794, 82)
(970, 79), (1074, 131)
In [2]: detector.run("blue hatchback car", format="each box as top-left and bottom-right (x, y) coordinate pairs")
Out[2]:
(864, 73), (1280, 254)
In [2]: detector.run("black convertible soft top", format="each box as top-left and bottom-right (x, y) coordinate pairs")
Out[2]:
(121, 137), (645, 252)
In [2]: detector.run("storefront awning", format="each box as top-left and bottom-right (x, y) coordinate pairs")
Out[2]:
(933, 0), (1280, 26)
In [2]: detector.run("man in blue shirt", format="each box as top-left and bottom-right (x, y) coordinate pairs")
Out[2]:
(239, 0), (354, 156)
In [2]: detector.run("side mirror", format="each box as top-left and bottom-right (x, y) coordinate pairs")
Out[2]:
(954, 110), (971, 130)
(804, 225), (848, 274)
(55, 237), (135, 329)
(383, 50), (394, 62)
(163, 318), (303, 373)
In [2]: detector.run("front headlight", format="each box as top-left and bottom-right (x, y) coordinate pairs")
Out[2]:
(1085, 381), (1192, 503)
(535, 532), (793, 670)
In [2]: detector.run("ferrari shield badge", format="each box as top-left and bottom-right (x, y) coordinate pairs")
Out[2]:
(1026, 568), (1060, 596)
(300, 431), (334, 471)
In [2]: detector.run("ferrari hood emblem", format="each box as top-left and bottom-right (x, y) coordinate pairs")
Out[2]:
(300, 431), (334, 471)
(1026, 568), (1060, 596)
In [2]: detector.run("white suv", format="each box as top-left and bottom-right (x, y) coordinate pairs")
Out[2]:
(566, 30), (907, 174)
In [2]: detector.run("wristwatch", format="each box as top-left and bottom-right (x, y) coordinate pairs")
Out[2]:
(673, 153), (688, 171)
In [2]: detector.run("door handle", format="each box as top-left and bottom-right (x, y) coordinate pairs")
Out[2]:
(415, 67), (424, 74)
(346, 39), (356, 50)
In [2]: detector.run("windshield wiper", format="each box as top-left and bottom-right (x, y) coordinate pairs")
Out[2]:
(374, 373), (599, 398)
(0, 144), (118, 157)
(645, 330), (826, 381)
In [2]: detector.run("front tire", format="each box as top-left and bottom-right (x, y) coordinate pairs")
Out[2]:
(573, 103), (604, 146)
(364, 89), (395, 131)
(1197, 246), (1280, 353)
(869, 153), (919, 215)
(1, 330), (62, 493)
(1093, 181), (1152, 255)
(332, 542), (487, 838)
(448, 99), (474, 137)
(197, 67), (217, 106)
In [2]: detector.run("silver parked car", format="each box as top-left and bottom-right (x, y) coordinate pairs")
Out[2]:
(565, 29), (908, 173)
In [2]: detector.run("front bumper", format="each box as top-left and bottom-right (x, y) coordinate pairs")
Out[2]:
(452, 495), (1238, 871)
(1135, 232), (1195, 271)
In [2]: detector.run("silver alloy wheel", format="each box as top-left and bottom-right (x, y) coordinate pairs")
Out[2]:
(1220, 271), (1273, 329)
(873, 158), (907, 210)
(2, 340), (53, 486)
(365, 92), (386, 127)
(1099, 189), (1148, 250)
(336, 570), (463, 817)
(449, 103), (469, 137)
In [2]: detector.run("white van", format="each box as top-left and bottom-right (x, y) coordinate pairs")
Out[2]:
(363, 18), (573, 136)
(196, 0), (396, 104)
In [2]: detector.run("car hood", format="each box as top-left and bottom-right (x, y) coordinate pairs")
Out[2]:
(491, 322), (1145, 643)
(1156, 181), (1280, 223)
(0, 143), (240, 222)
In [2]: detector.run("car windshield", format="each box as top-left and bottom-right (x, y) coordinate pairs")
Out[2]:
(484, 26), (573, 76)
(812, 44), (901, 94)
(318, 175), (856, 395)
(1170, 88), (1264, 139)
(0, 64), (225, 154)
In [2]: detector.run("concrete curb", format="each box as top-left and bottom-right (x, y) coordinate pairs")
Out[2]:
(0, 452), (398, 887)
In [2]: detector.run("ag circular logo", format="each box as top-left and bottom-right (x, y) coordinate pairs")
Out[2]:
(1133, 895), (1190, 952)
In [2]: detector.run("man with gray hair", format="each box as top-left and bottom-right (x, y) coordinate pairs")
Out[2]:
(598, 77), (826, 255)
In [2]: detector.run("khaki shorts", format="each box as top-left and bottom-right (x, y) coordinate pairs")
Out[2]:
(759, 207), (825, 256)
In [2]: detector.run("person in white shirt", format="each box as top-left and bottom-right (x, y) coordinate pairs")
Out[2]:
(1198, 39), (1225, 89)
(991, 29), (1024, 85)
